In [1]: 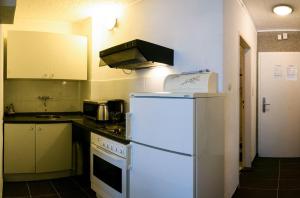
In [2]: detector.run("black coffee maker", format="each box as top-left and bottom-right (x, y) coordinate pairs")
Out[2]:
(107, 99), (125, 122)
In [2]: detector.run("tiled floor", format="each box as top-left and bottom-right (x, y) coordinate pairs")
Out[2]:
(3, 176), (97, 198)
(233, 157), (300, 198)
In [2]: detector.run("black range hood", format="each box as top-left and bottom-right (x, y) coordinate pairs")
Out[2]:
(99, 39), (174, 70)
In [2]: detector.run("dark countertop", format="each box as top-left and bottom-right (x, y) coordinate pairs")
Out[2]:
(4, 112), (129, 144)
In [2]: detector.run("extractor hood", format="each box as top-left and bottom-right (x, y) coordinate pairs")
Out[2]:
(99, 39), (174, 70)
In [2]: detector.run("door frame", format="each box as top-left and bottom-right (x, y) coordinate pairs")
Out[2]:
(239, 36), (252, 168)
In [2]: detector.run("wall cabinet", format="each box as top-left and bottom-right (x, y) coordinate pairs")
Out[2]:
(4, 123), (72, 174)
(7, 31), (87, 80)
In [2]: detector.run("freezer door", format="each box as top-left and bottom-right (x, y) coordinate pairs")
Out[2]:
(129, 97), (194, 155)
(129, 142), (194, 198)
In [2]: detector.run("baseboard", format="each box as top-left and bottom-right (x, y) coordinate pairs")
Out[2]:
(4, 170), (72, 182)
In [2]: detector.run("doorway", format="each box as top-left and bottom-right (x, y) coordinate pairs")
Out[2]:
(239, 36), (251, 169)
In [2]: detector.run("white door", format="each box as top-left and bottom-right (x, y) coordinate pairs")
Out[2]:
(35, 123), (72, 172)
(7, 31), (51, 78)
(259, 52), (300, 157)
(129, 97), (194, 155)
(49, 34), (87, 80)
(4, 124), (36, 173)
(129, 142), (194, 198)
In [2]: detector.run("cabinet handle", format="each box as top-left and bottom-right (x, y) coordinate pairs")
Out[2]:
(30, 127), (34, 131)
(51, 74), (54, 78)
(37, 127), (42, 131)
(44, 74), (48, 78)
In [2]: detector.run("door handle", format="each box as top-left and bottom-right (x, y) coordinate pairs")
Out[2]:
(262, 97), (271, 113)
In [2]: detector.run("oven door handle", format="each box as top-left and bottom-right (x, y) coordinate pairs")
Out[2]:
(91, 144), (125, 163)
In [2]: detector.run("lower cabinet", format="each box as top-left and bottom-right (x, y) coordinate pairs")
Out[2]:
(4, 123), (72, 174)
(4, 124), (35, 174)
(36, 124), (72, 173)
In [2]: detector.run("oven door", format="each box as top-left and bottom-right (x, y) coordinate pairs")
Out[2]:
(91, 144), (128, 198)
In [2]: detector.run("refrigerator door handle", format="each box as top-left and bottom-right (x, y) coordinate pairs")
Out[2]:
(126, 113), (132, 140)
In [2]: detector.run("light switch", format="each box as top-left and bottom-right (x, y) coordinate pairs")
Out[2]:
(283, 33), (288, 40)
(277, 34), (282, 40)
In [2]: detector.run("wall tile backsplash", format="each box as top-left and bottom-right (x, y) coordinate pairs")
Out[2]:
(87, 77), (165, 112)
(4, 80), (81, 112)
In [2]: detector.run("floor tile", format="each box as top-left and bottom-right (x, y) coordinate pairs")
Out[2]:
(280, 163), (300, 170)
(32, 195), (59, 198)
(280, 179), (300, 190)
(3, 181), (29, 197)
(59, 190), (88, 198)
(232, 188), (277, 198)
(28, 180), (57, 196)
(52, 178), (80, 193)
(239, 177), (278, 189)
(83, 187), (97, 198)
(278, 189), (300, 198)
(280, 158), (300, 163)
(71, 176), (91, 189)
(240, 169), (279, 179)
(52, 177), (89, 198)
(280, 170), (300, 179)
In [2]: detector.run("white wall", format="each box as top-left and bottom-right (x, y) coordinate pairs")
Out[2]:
(3, 20), (82, 112)
(92, 0), (223, 84)
(80, 0), (223, 112)
(224, 0), (257, 197)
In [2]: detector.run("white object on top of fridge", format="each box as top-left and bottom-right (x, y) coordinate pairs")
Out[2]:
(163, 72), (218, 93)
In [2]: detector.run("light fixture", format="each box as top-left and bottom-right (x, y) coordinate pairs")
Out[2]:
(104, 17), (117, 30)
(273, 4), (293, 16)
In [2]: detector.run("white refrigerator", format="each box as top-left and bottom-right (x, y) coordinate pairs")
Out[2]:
(128, 92), (224, 198)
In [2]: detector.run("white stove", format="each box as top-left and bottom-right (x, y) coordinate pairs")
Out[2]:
(91, 132), (129, 198)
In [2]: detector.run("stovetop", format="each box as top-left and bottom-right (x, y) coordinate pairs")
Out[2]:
(100, 123), (126, 137)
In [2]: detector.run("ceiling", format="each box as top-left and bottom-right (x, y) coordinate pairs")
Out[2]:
(13, 0), (136, 23)
(13, 0), (300, 31)
(243, 0), (300, 31)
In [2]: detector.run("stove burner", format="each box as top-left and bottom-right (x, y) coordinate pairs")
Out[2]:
(104, 125), (125, 137)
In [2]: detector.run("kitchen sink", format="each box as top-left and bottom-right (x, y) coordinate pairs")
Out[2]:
(35, 115), (61, 119)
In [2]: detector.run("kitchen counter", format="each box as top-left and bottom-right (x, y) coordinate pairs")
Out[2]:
(4, 112), (129, 144)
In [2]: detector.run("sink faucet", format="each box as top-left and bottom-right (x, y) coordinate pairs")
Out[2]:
(38, 96), (54, 111)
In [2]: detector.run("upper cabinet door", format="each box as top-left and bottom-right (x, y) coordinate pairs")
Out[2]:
(47, 33), (87, 80)
(7, 31), (87, 80)
(7, 31), (51, 79)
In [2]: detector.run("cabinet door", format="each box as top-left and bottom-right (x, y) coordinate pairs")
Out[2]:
(49, 34), (87, 80)
(7, 31), (87, 80)
(4, 124), (36, 174)
(7, 31), (51, 79)
(35, 123), (72, 173)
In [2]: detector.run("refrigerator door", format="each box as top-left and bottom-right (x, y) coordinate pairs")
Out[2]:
(129, 142), (194, 198)
(129, 97), (194, 155)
